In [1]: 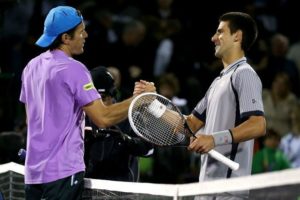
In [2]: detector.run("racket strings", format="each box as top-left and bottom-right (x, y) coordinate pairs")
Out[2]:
(131, 95), (185, 146)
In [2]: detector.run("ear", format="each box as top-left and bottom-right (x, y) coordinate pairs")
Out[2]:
(61, 33), (71, 45)
(234, 30), (242, 42)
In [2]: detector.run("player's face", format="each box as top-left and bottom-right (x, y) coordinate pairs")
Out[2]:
(68, 22), (88, 56)
(211, 21), (235, 59)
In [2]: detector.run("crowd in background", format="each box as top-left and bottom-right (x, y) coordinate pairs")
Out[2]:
(1, 0), (300, 183)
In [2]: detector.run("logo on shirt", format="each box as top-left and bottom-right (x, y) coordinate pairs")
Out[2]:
(83, 82), (95, 91)
(252, 99), (256, 104)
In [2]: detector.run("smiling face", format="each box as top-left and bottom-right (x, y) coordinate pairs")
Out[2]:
(211, 21), (236, 59)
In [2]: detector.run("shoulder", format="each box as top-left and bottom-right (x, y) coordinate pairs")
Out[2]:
(25, 51), (47, 67)
(233, 63), (261, 83)
(58, 57), (89, 75)
(235, 62), (257, 75)
(281, 133), (293, 142)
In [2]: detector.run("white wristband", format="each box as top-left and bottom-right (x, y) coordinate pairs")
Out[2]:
(212, 130), (233, 146)
(148, 99), (166, 118)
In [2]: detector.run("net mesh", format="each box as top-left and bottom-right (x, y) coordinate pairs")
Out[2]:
(1, 162), (300, 200)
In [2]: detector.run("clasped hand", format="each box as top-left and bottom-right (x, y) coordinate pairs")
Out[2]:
(133, 80), (156, 95)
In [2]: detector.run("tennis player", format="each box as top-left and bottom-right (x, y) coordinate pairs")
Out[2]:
(19, 6), (155, 200)
(185, 12), (266, 199)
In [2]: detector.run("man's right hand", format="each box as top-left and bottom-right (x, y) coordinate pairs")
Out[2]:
(133, 80), (156, 96)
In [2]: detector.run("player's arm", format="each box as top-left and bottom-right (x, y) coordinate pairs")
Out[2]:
(230, 115), (266, 143)
(185, 113), (204, 133)
(83, 97), (133, 128)
(83, 81), (156, 128)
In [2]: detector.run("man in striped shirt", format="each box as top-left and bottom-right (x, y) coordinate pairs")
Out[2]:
(186, 12), (266, 199)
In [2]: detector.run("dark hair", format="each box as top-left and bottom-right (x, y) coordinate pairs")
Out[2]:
(220, 12), (258, 51)
(48, 23), (80, 50)
(265, 128), (281, 141)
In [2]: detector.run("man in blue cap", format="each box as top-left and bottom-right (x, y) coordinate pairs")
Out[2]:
(19, 6), (155, 200)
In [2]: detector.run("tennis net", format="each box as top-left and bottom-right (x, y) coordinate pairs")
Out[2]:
(1, 162), (300, 199)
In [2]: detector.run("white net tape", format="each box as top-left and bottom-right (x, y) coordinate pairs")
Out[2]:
(1, 162), (300, 199)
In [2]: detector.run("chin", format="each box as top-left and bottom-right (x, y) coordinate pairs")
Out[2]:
(75, 49), (84, 55)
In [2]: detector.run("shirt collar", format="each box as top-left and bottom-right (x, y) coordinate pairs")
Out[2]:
(46, 49), (70, 58)
(220, 57), (247, 77)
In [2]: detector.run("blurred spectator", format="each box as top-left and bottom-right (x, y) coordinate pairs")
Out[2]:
(262, 72), (298, 136)
(287, 37), (300, 81)
(106, 19), (156, 94)
(252, 129), (291, 174)
(280, 102), (300, 168)
(157, 72), (189, 114)
(252, 0), (279, 37)
(153, 19), (182, 78)
(257, 33), (300, 96)
(79, 8), (118, 69)
(145, 0), (182, 22)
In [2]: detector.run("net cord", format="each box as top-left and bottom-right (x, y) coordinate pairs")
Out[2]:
(2, 162), (300, 197)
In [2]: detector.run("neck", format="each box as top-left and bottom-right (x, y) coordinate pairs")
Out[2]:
(222, 51), (245, 69)
(56, 45), (71, 57)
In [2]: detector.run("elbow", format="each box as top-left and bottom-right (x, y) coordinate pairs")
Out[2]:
(258, 116), (267, 137)
(93, 118), (111, 129)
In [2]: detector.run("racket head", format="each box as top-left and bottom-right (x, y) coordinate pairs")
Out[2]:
(128, 92), (187, 146)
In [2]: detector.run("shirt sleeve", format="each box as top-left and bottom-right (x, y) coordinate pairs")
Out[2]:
(191, 79), (219, 122)
(232, 66), (264, 119)
(60, 61), (101, 107)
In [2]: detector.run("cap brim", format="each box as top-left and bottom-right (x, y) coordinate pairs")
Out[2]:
(35, 34), (57, 47)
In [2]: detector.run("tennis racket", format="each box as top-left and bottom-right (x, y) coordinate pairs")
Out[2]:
(128, 92), (239, 171)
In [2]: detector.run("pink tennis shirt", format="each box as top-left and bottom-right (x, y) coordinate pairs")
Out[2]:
(20, 49), (100, 184)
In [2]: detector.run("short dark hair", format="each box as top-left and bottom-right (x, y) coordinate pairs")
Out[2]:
(220, 12), (258, 52)
(265, 128), (281, 141)
(48, 24), (79, 50)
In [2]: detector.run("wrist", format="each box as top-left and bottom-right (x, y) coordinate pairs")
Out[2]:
(212, 130), (233, 146)
(148, 99), (166, 118)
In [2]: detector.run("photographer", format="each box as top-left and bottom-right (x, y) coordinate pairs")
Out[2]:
(84, 66), (154, 181)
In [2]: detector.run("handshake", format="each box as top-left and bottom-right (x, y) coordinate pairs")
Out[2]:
(133, 80), (156, 96)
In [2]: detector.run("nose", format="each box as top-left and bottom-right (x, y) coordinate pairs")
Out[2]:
(211, 34), (216, 42)
(84, 30), (88, 38)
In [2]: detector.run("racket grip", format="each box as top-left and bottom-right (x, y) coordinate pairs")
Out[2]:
(208, 149), (240, 171)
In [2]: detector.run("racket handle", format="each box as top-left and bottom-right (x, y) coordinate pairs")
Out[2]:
(208, 149), (240, 171)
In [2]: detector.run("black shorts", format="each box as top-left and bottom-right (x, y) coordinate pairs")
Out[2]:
(25, 171), (84, 200)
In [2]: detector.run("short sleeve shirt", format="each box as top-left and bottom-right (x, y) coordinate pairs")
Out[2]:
(192, 57), (264, 181)
(20, 50), (100, 184)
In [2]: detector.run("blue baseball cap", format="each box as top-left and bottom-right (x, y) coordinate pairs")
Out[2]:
(35, 6), (83, 47)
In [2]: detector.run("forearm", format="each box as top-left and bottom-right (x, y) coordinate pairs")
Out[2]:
(185, 114), (204, 133)
(85, 80), (156, 128)
(84, 97), (134, 128)
(230, 115), (266, 143)
(103, 97), (133, 126)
